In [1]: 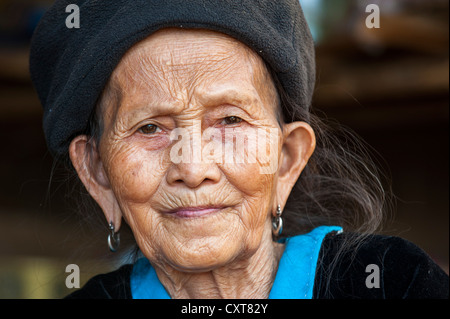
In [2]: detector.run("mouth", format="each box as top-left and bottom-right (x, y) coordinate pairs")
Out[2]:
(164, 206), (226, 218)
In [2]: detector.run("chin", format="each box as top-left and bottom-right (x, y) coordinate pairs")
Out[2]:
(160, 235), (244, 273)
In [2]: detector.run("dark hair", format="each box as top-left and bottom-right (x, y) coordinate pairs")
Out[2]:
(260, 64), (393, 295)
(267, 65), (391, 239)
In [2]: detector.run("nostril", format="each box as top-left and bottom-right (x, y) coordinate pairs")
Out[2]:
(166, 162), (221, 188)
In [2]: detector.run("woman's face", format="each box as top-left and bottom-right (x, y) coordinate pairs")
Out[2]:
(71, 28), (314, 272)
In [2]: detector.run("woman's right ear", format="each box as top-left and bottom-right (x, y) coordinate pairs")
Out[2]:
(69, 135), (122, 228)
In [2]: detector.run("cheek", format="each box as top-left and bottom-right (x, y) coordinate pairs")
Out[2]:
(225, 163), (276, 259)
(104, 142), (168, 204)
(219, 126), (280, 205)
(221, 162), (277, 232)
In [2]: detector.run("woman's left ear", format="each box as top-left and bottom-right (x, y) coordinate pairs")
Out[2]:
(276, 121), (316, 207)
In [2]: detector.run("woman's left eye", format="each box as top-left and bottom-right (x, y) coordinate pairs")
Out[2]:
(222, 116), (243, 125)
(138, 124), (161, 135)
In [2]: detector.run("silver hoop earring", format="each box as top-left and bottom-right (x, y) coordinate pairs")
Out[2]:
(272, 205), (283, 237)
(108, 221), (120, 252)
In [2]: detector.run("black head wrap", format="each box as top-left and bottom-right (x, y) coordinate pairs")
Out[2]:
(29, 0), (315, 156)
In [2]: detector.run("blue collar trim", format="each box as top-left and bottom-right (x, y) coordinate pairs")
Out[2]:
(130, 225), (342, 299)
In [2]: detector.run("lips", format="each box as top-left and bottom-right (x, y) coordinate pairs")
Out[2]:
(165, 206), (226, 218)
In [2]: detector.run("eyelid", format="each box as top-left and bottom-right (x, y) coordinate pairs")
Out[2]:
(220, 103), (252, 118)
(137, 123), (163, 135)
(133, 115), (177, 133)
(221, 115), (244, 125)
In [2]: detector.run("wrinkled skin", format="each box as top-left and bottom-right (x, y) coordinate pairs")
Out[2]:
(70, 28), (315, 298)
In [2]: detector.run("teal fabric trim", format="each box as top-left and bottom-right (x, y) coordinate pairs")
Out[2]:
(268, 225), (342, 299)
(131, 225), (342, 299)
(130, 257), (170, 299)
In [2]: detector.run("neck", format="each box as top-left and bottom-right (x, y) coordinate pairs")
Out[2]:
(153, 236), (285, 299)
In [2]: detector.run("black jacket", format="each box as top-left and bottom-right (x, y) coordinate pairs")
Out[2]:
(65, 232), (449, 299)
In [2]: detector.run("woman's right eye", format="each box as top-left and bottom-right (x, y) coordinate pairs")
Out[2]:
(138, 124), (161, 135)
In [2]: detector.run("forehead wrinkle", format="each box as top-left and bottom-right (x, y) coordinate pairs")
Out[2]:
(131, 30), (243, 86)
(114, 38), (245, 115)
(155, 44), (240, 98)
(109, 52), (187, 124)
(124, 50), (176, 99)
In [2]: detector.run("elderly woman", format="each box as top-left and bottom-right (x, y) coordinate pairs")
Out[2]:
(30, 0), (447, 299)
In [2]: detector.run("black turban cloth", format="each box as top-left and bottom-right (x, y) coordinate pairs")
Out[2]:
(29, 0), (316, 157)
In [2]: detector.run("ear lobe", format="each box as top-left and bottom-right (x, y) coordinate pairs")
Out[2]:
(69, 135), (122, 229)
(276, 122), (316, 206)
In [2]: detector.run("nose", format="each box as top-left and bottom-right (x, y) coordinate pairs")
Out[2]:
(165, 120), (222, 188)
(166, 161), (221, 188)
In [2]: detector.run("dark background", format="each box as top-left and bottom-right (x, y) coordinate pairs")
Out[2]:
(0, 0), (448, 298)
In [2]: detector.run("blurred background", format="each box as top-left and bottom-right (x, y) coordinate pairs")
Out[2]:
(0, 0), (448, 298)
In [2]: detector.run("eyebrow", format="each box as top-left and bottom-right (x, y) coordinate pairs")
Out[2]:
(198, 87), (262, 112)
(116, 86), (273, 125)
(121, 101), (184, 120)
